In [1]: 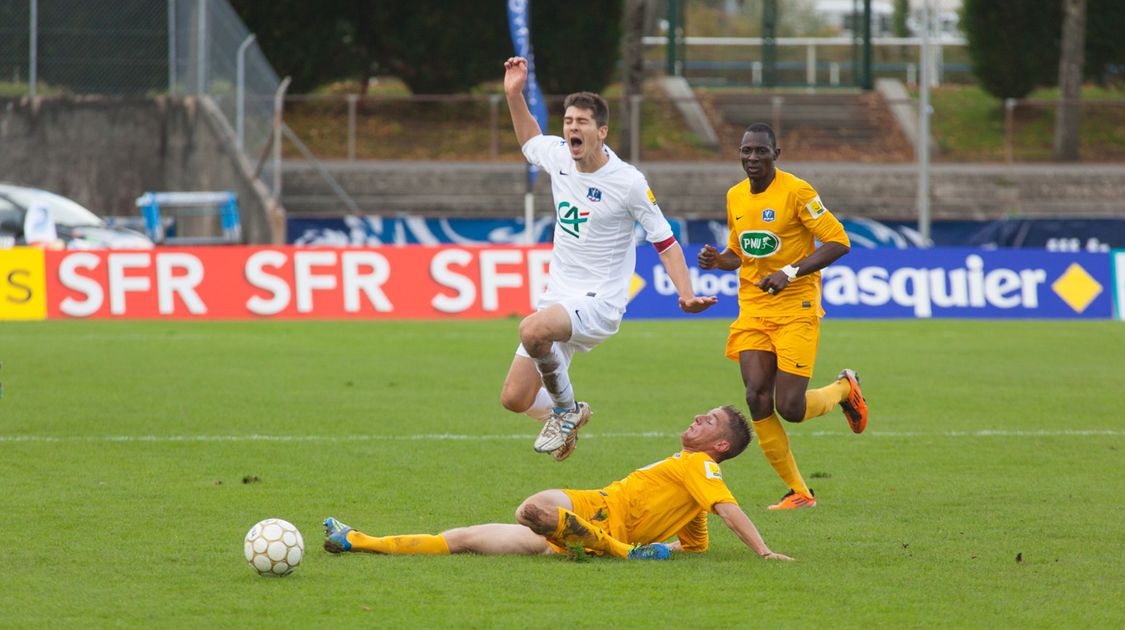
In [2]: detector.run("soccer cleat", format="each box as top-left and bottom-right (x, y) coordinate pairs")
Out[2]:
(552, 402), (592, 461)
(323, 517), (353, 553)
(628, 543), (672, 560)
(533, 414), (566, 453)
(838, 368), (868, 434)
(768, 489), (817, 510)
(534, 402), (591, 453)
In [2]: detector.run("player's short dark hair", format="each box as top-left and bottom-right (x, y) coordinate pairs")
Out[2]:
(717, 405), (752, 462)
(564, 92), (609, 128)
(744, 122), (777, 148)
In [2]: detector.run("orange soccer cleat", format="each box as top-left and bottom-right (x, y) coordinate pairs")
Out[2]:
(768, 489), (817, 510)
(838, 369), (868, 434)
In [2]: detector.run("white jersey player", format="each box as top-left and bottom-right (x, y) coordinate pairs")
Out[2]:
(499, 56), (717, 461)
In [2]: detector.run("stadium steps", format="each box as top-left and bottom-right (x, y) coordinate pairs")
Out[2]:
(700, 91), (916, 161)
(280, 161), (1125, 222)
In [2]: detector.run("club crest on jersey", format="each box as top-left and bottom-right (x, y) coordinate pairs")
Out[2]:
(761, 208), (776, 222)
(586, 187), (602, 202)
(557, 201), (590, 238)
(806, 196), (827, 219)
(738, 230), (781, 257)
(705, 461), (723, 480)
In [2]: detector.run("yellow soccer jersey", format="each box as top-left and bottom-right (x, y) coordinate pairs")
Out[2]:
(600, 450), (736, 552)
(725, 169), (849, 318)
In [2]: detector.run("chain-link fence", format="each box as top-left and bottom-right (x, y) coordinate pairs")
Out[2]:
(1, 0), (280, 191)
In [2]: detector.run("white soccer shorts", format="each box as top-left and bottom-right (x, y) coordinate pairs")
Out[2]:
(515, 294), (623, 360)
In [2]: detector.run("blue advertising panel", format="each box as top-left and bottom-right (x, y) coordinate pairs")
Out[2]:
(626, 246), (1114, 320)
(291, 217), (1125, 250)
(1114, 250), (1125, 321)
(686, 218), (1125, 250)
(289, 215), (683, 247)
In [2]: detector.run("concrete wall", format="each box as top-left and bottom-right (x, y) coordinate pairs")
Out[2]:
(0, 96), (281, 243)
(7, 95), (1118, 231)
(281, 159), (1125, 221)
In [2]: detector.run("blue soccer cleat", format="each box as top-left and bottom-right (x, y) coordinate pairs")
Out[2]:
(628, 543), (671, 560)
(323, 517), (353, 553)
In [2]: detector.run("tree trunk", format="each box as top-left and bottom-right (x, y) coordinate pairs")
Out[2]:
(619, 0), (648, 161)
(1053, 0), (1086, 161)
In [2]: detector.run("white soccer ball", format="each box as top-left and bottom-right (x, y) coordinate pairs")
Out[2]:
(244, 518), (304, 577)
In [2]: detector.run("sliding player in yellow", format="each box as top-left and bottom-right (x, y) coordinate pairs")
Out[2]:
(323, 406), (791, 561)
(698, 123), (868, 510)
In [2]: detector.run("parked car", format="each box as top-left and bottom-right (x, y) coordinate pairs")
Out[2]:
(0, 184), (154, 249)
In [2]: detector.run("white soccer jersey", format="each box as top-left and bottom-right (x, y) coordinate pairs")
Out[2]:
(523, 134), (674, 313)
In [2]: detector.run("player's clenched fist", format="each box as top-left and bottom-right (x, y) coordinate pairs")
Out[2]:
(697, 244), (720, 270)
(503, 57), (528, 96)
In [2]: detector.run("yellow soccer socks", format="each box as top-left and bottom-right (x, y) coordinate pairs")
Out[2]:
(550, 507), (632, 558)
(345, 531), (451, 555)
(753, 413), (811, 496)
(802, 377), (851, 421)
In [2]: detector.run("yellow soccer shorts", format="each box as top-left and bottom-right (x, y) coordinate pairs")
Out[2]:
(725, 315), (821, 378)
(543, 489), (625, 556)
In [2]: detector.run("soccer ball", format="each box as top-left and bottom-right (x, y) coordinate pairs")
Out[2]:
(244, 518), (304, 577)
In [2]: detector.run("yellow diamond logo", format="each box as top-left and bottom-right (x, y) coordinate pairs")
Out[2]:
(1051, 263), (1102, 313)
(628, 273), (646, 301)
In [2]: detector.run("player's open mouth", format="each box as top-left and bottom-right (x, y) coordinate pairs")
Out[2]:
(569, 136), (583, 151)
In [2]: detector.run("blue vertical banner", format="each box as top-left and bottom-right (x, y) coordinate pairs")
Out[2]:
(507, 0), (550, 188)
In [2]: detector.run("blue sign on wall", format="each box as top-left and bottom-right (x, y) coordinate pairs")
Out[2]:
(291, 216), (1125, 251)
(626, 246), (1114, 320)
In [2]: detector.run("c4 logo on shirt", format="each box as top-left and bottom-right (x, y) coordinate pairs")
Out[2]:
(739, 230), (781, 257)
(557, 202), (590, 238)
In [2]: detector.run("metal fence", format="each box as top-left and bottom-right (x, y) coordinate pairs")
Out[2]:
(1, 0), (281, 192)
(281, 92), (1125, 166)
(642, 35), (972, 88)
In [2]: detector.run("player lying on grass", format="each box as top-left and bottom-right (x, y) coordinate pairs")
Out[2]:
(324, 406), (792, 561)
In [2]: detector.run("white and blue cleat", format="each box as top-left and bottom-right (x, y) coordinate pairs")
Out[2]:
(323, 517), (353, 553)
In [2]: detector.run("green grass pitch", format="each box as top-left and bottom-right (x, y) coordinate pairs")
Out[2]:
(1, 319), (1123, 627)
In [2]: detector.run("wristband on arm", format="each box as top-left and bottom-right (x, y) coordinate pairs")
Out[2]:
(653, 236), (677, 254)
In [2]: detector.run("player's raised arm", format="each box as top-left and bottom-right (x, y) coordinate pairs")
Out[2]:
(658, 241), (718, 313)
(503, 57), (542, 146)
(713, 502), (793, 560)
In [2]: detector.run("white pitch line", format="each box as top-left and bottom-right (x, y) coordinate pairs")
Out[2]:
(1, 429), (1123, 444)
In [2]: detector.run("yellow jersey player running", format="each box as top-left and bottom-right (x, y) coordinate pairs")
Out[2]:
(698, 123), (868, 510)
(322, 406), (791, 561)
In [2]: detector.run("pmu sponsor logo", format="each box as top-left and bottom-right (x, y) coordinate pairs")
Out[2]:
(822, 254), (1101, 317)
(739, 230), (780, 257)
